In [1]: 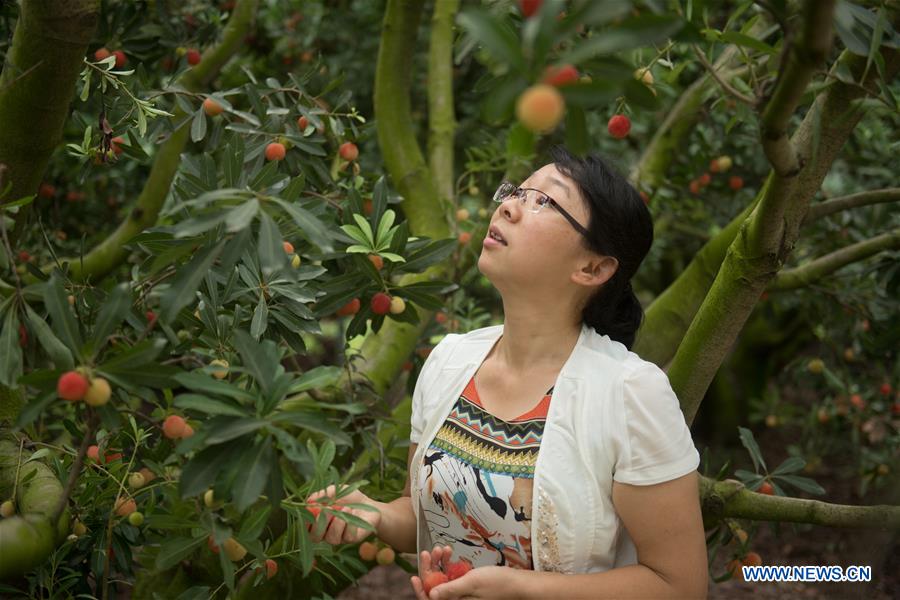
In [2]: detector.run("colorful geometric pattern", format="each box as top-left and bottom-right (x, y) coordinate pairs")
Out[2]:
(418, 375), (552, 570)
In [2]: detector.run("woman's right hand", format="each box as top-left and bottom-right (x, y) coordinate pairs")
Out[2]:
(305, 484), (383, 545)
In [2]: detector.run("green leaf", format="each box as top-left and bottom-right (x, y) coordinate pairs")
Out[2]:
(159, 240), (226, 323)
(270, 412), (352, 446)
(270, 197), (334, 252)
(561, 15), (684, 65)
(395, 239), (457, 274)
(224, 198), (260, 232)
(774, 474), (826, 496)
(737, 426), (767, 473)
(232, 438), (273, 512)
(88, 283), (132, 359)
(771, 456), (806, 476)
(374, 210), (396, 247)
(287, 365), (342, 394)
(257, 210), (284, 278)
(457, 8), (526, 72)
(238, 504), (272, 540)
(179, 439), (251, 497)
(100, 338), (166, 371)
(352, 214), (375, 246)
(0, 307), (22, 386)
(339, 225), (372, 248)
(250, 293), (268, 340)
(155, 536), (208, 570)
(232, 329), (277, 398)
(44, 272), (83, 359)
(204, 417), (268, 445)
(173, 372), (255, 401)
(191, 109), (207, 142)
(24, 305), (73, 370)
(719, 31), (776, 54)
(174, 394), (249, 417)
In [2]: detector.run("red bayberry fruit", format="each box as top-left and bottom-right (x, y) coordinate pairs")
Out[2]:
(38, 183), (56, 198)
(445, 558), (473, 580)
(145, 310), (156, 324)
(339, 142), (359, 161)
(729, 176), (744, 190)
(850, 394), (865, 410)
(371, 292), (392, 315)
(87, 445), (101, 462)
(111, 136), (125, 156)
(689, 180), (701, 195)
(58, 371), (90, 401)
(879, 383), (892, 396)
(297, 115), (309, 130)
(203, 98), (224, 116)
(758, 481), (774, 495)
(17, 250), (30, 262)
(113, 50), (127, 68)
(264, 558), (278, 578)
(335, 298), (361, 317)
(265, 142), (286, 161)
(186, 48), (201, 65)
(698, 173), (711, 186)
(163, 415), (187, 439)
(423, 571), (450, 594)
(94, 47), (111, 61)
(541, 64), (579, 87)
(518, 0), (542, 18)
(607, 114), (631, 139)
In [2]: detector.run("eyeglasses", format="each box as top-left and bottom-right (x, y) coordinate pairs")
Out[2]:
(492, 181), (590, 238)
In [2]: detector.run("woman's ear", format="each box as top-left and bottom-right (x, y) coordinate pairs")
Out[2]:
(575, 255), (618, 288)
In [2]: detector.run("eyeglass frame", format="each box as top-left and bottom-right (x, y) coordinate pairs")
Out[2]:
(492, 181), (591, 239)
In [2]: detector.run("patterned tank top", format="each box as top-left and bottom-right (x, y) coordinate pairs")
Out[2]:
(417, 375), (552, 570)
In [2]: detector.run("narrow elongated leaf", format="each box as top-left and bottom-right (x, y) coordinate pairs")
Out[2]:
(225, 198), (260, 232)
(457, 8), (525, 72)
(287, 365), (342, 394)
(232, 329), (277, 397)
(155, 536), (208, 570)
(0, 308), (22, 386)
(204, 417), (268, 445)
(771, 456), (806, 476)
(257, 210), (284, 277)
(173, 372), (255, 401)
(191, 109), (207, 142)
(100, 339), (166, 371)
(775, 474), (826, 495)
(89, 283), (132, 359)
(44, 272), (83, 358)
(561, 15), (684, 65)
(232, 438), (273, 512)
(395, 239), (457, 273)
(174, 394), (249, 417)
(271, 197), (334, 252)
(23, 305), (71, 369)
(179, 440), (250, 497)
(238, 505), (272, 540)
(251, 292), (268, 340)
(737, 426), (767, 473)
(160, 240), (227, 323)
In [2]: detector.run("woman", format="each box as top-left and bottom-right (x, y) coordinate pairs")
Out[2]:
(308, 146), (708, 599)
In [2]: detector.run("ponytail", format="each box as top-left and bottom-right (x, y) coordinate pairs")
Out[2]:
(581, 277), (644, 350)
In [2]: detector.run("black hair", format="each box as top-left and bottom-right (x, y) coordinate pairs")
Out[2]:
(548, 145), (653, 350)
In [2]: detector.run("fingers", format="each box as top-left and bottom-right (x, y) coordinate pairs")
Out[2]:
(420, 549), (432, 575)
(305, 484), (336, 503)
(410, 575), (430, 600)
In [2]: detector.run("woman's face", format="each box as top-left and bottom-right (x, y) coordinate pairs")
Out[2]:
(478, 164), (608, 304)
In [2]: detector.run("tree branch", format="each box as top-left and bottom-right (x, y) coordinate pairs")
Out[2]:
(0, 0), (101, 244)
(666, 9), (900, 424)
(426, 0), (460, 209)
(803, 188), (900, 224)
(768, 228), (900, 291)
(55, 0), (260, 282)
(700, 476), (900, 530)
(690, 44), (758, 106)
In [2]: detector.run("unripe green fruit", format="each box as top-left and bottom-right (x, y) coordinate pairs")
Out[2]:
(129, 472), (146, 489)
(72, 520), (87, 536)
(204, 489), (216, 508)
(1, 500), (15, 517)
(128, 511), (144, 526)
(389, 296), (406, 314)
(807, 358), (825, 374)
(84, 377), (112, 406)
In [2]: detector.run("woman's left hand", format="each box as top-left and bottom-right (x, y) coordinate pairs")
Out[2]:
(411, 552), (520, 600)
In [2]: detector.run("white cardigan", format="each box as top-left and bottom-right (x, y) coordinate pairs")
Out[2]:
(410, 322), (701, 574)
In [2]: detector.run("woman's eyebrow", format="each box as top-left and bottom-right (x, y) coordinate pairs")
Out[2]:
(547, 176), (571, 200)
